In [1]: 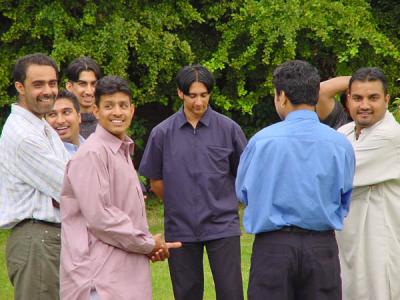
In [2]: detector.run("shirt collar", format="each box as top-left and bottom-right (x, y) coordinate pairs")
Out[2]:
(285, 109), (319, 122)
(177, 106), (212, 128)
(80, 112), (97, 122)
(356, 110), (391, 137)
(11, 103), (47, 131)
(94, 124), (134, 155)
(62, 135), (86, 154)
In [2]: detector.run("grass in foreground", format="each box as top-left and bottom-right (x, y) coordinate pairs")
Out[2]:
(0, 198), (253, 299)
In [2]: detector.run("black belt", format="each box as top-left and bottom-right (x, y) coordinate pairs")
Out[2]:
(278, 226), (332, 234)
(17, 219), (61, 228)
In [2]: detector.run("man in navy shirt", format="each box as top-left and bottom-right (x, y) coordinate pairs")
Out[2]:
(139, 64), (246, 300)
(236, 60), (355, 300)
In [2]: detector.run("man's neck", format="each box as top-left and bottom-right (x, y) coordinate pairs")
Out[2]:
(80, 106), (94, 114)
(183, 109), (204, 128)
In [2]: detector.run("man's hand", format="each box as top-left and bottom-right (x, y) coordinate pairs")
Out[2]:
(147, 233), (182, 262)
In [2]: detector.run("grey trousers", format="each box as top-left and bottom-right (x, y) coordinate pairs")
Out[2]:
(6, 220), (61, 300)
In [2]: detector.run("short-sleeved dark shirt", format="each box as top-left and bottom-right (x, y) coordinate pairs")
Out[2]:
(139, 106), (247, 242)
(321, 101), (352, 129)
(79, 112), (98, 139)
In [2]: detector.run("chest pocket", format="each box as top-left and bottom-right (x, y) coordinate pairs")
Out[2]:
(206, 145), (232, 174)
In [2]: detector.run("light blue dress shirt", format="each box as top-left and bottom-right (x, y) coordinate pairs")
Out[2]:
(236, 110), (355, 233)
(63, 135), (85, 154)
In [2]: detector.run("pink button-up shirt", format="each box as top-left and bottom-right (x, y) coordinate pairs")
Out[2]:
(60, 125), (155, 300)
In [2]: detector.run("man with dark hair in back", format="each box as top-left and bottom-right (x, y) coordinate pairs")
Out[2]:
(140, 64), (246, 300)
(336, 67), (400, 300)
(46, 90), (84, 154)
(0, 53), (70, 300)
(66, 56), (102, 138)
(236, 60), (355, 300)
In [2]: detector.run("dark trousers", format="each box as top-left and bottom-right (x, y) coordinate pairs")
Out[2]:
(168, 236), (244, 300)
(6, 220), (61, 300)
(248, 230), (341, 300)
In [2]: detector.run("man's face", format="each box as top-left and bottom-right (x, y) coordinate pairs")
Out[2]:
(15, 64), (58, 118)
(45, 98), (81, 145)
(66, 70), (97, 111)
(94, 92), (134, 140)
(347, 80), (389, 132)
(178, 82), (210, 119)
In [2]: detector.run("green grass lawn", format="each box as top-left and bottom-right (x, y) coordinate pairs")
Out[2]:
(0, 199), (253, 299)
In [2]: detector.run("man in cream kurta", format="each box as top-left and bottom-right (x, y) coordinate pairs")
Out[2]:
(337, 67), (400, 300)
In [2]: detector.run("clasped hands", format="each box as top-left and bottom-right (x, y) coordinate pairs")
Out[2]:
(147, 233), (182, 262)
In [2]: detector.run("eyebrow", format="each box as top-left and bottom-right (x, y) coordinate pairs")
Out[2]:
(77, 80), (96, 84)
(32, 79), (57, 84)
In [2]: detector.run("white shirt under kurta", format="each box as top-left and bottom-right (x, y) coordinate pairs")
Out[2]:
(337, 111), (400, 300)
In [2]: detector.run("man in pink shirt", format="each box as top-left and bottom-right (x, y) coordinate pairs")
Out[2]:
(60, 76), (180, 300)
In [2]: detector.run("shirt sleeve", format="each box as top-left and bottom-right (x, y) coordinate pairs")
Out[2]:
(65, 152), (155, 254)
(230, 123), (247, 177)
(235, 139), (257, 206)
(341, 143), (356, 216)
(15, 135), (67, 201)
(139, 127), (163, 179)
(353, 129), (400, 187)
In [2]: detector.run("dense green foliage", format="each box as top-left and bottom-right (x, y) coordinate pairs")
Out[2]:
(0, 0), (399, 137)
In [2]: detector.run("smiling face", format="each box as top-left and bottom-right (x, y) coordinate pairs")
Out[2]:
(94, 92), (134, 139)
(66, 70), (97, 112)
(15, 64), (58, 118)
(347, 80), (389, 135)
(46, 98), (81, 145)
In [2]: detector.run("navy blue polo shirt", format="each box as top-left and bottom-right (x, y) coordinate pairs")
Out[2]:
(139, 106), (247, 242)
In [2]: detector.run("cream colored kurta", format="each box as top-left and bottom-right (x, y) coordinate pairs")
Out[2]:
(337, 111), (400, 300)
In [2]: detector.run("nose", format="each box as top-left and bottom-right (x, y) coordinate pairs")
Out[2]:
(194, 95), (203, 106)
(42, 83), (52, 95)
(85, 83), (95, 95)
(55, 113), (65, 124)
(112, 105), (122, 116)
(359, 98), (370, 109)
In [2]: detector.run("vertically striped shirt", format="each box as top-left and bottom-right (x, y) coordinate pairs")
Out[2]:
(0, 104), (70, 228)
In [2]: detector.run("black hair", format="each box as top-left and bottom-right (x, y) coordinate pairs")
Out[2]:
(95, 76), (131, 106)
(56, 89), (80, 113)
(272, 60), (320, 106)
(349, 67), (388, 95)
(13, 53), (59, 84)
(175, 64), (215, 95)
(66, 56), (102, 82)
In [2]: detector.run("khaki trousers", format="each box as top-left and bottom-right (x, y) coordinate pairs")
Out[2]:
(6, 220), (61, 300)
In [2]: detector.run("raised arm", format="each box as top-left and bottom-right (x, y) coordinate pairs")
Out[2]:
(317, 76), (350, 121)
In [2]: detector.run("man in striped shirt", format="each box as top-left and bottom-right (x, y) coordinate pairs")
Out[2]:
(0, 53), (69, 300)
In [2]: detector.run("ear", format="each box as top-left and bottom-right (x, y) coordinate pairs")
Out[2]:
(66, 81), (73, 91)
(177, 88), (184, 100)
(93, 104), (100, 120)
(15, 81), (25, 95)
(385, 94), (390, 108)
(77, 113), (82, 124)
(130, 104), (135, 119)
(282, 92), (290, 107)
(277, 91), (288, 108)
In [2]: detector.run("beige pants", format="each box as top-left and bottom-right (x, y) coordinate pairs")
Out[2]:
(6, 220), (61, 300)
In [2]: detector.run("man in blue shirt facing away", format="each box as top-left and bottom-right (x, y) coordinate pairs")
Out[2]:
(236, 60), (355, 300)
